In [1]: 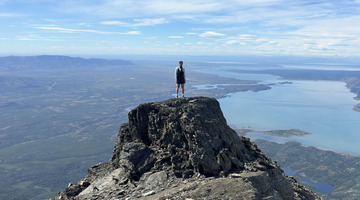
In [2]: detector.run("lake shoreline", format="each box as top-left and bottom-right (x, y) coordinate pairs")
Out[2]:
(234, 128), (312, 138)
(225, 69), (360, 113)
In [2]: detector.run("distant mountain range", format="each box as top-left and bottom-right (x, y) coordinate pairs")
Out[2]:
(0, 55), (133, 71)
(0, 76), (39, 90)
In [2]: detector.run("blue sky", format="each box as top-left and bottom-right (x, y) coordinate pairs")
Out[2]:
(1, 0), (360, 56)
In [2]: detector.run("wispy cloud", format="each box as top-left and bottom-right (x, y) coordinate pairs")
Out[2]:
(58, 0), (339, 25)
(101, 18), (168, 27)
(133, 18), (168, 26)
(58, 0), (224, 18)
(168, 36), (184, 39)
(3, 0), (360, 56)
(16, 34), (63, 41)
(196, 42), (217, 45)
(199, 31), (225, 38)
(34, 26), (141, 35)
(78, 23), (91, 27)
(100, 21), (128, 25)
(238, 34), (258, 40)
(219, 34), (258, 46)
(223, 40), (247, 46)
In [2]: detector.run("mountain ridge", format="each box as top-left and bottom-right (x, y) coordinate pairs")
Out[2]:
(254, 139), (360, 199)
(0, 55), (133, 71)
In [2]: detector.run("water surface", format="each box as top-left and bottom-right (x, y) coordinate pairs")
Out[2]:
(300, 178), (334, 193)
(194, 65), (360, 154)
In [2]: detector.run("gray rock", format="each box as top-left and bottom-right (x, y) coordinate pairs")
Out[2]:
(112, 97), (257, 178)
(52, 97), (320, 200)
(143, 171), (167, 190)
(119, 142), (156, 177)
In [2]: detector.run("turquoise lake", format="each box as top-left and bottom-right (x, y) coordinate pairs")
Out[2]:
(194, 65), (360, 155)
(282, 168), (334, 193)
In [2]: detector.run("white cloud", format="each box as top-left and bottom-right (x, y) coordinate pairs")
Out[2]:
(34, 26), (141, 35)
(199, 31), (225, 38)
(78, 23), (91, 27)
(308, 45), (337, 51)
(4, 0), (360, 56)
(254, 39), (278, 45)
(100, 21), (128, 25)
(58, 0), (224, 18)
(0, 38), (7, 40)
(16, 35), (63, 41)
(101, 18), (168, 27)
(133, 18), (168, 26)
(223, 40), (247, 46)
(59, 0), (327, 26)
(124, 31), (141, 35)
(196, 42), (217, 45)
(238, 34), (258, 40)
(328, 43), (350, 47)
(56, 0), (360, 32)
(224, 40), (237, 45)
(168, 36), (184, 39)
(220, 34), (258, 45)
(255, 39), (268, 42)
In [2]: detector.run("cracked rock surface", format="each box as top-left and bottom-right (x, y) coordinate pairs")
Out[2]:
(51, 97), (320, 200)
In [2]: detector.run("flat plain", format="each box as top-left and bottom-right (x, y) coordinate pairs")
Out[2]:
(0, 57), (270, 200)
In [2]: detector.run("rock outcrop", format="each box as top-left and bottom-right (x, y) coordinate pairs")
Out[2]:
(52, 97), (320, 200)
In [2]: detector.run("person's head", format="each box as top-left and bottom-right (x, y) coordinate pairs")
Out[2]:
(179, 61), (183, 66)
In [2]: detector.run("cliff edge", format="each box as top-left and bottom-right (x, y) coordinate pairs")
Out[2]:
(52, 97), (319, 200)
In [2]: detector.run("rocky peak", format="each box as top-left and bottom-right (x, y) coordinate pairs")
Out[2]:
(112, 97), (262, 178)
(52, 97), (320, 200)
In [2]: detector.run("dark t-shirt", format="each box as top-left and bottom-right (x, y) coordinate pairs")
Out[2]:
(175, 66), (185, 84)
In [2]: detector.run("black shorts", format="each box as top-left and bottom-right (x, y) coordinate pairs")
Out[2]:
(177, 80), (185, 84)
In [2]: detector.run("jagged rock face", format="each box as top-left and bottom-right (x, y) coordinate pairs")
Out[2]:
(112, 97), (260, 178)
(52, 97), (320, 200)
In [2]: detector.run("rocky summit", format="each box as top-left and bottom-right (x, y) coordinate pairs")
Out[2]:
(52, 97), (320, 200)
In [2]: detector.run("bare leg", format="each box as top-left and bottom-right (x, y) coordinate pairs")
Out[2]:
(181, 84), (185, 96)
(176, 84), (180, 95)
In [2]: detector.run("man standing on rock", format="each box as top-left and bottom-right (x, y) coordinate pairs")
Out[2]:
(175, 61), (186, 98)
